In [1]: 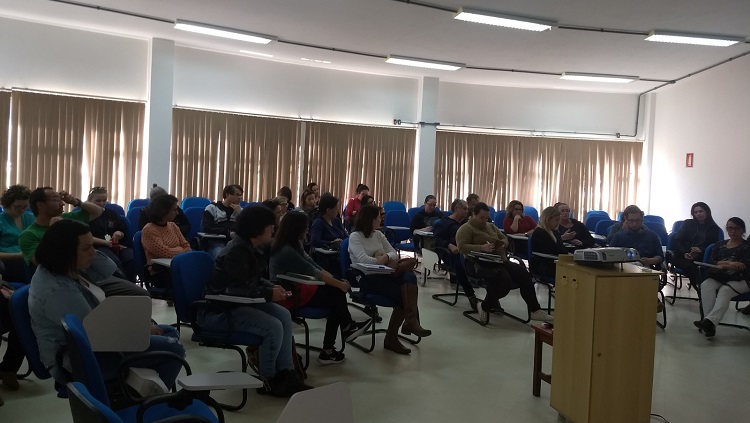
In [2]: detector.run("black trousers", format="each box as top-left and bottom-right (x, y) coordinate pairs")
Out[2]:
(0, 296), (24, 373)
(671, 255), (701, 287)
(465, 259), (541, 312)
(302, 285), (354, 350)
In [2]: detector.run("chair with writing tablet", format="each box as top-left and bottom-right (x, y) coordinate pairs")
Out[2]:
(696, 244), (750, 334)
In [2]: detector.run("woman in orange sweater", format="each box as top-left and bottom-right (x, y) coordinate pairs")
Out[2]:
(141, 195), (191, 286)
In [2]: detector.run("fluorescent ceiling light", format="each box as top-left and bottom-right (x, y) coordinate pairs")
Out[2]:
(386, 55), (464, 71)
(175, 19), (277, 44)
(454, 7), (555, 32)
(240, 50), (273, 58)
(560, 72), (639, 84)
(645, 31), (742, 47)
(301, 58), (331, 64)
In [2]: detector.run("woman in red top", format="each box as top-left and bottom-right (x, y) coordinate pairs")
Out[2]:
(344, 184), (369, 223)
(503, 200), (537, 235)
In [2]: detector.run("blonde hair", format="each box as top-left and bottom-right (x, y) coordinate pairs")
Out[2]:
(538, 206), (561, 241)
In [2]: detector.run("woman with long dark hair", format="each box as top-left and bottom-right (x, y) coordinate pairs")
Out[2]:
(270, 211), (370, 364)
(671, 202), (723, 288)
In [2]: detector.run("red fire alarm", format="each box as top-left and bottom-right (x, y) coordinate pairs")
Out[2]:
(686, 153), (694, 168)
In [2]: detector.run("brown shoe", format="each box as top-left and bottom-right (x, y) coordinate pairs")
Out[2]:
(741, 304), (750, 315)
(0, 372), (19, 391)
(384, 337), (411, 355)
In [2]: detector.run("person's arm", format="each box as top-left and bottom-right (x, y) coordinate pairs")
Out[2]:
(574, 221), (596, 247)
(521, 216), (537, 235)
(508, 215), (520, 233)
(345, 198), (356, 219)
(79, 201), (104, 220)
(201, 206), (230, 236)
(456, 225), (489, 254)
(672, 220), (690, 254)
(410, 212), (423, 232)
(18, 230), (37, 265)
(0, 252), (23, 261)
(310, 219), (328, 248)
(375, 231), (399, 261)
(141, 225), (190, 259)
(221, 247), (274, 300)
(348, 233), (379, 264)
(531, 229), (556, 255)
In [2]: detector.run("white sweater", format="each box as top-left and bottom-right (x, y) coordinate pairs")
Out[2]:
(348, 230), (399, 264)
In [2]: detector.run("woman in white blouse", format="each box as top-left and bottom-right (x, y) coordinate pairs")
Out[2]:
(348, 205), (431, 355)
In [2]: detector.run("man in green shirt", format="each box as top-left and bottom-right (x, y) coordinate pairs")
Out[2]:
(19, 187), (103, 265)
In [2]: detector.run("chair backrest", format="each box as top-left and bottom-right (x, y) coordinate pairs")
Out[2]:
(127, 206), (144, 234)
(384, 210), (411, 228)
(487, 206), (496, 220)
(339, 238), (352, 277)
(585, 210), (610, 221)
(276, 382), (353, 423)
(127, 198), (149, 213)
(104, 203), (125, 217)
(595, 219), (617, 237)
(648, 223), (669, 246)
(67, 382), (124, 423)
(240, 201), (259, 208)
(62, 314), (111, 407)
(407, 207), (421, 220)
(382, 201), (406, 213)
(671, 220), (684, 234)
(182, 207), (204, 243)
(523, 206), (539, 223)
(702, 243), (715, 263)
(182, 197), (211, 210)
(666, 232), (677, 252)
(585, 215), (610, 232)
(132, 231), (148, 283)
(494, 210), (507, 229)
(644, 215), (665, 226)
(8, 284), (52, 380)
(171, 252), (215, 325)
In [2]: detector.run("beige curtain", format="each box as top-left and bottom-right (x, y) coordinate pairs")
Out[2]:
(304, 122), (416, 206)
(171, 108), (300, 202)
(435, 131), (642, 219)
(9, 91), (145, 206)
(0, 91), (10, 190)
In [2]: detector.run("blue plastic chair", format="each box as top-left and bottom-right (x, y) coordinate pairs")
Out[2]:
(487, 206), (496, 220)
(406, 207), (421, 220)
(126, 199), (149, 213)
(62, 314), (222, 422)
(127, 207), (144, 234)
(182, 197), (211, 210)
(648, 222), (669, 246)
(697, 244), (750, 334)
(182, 207), (204, 245)
(523, 206), (539, 223)
(383, 201), (406, 213)
(584, 210), (610, 221)
(527, 232), (555, 313)
(104, 203), (126, 217)
(133, 231), (172, 301)
(671, 220), (684, 234)
(644, 215), (665, 227)
(383, 210), (414, 253)
(585, 215), (610, 232)
(595, 219), (618, 237)
(494, 210), (507, 230)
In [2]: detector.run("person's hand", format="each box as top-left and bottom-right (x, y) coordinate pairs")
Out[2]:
(570, 239), (582, 247)
(112, 231), (124, 242)
(231, 203), (242, 214)
(684, 252), (694, 260)
(338, 280), (351, 293)
(1, 286), (12, 300)
(561, 230), (576, 241)
(271, 286), (287, 302)
(690, 246), (702, 255)
(448, 244), (459, 254)
(423, 226), (433, 232)
(150, 326), (164, 336)
(50, 216), (64, 226)
(333, 238), (342, 243)
(376, 254), (390, 265)
(60, 191), (79, 205)
(480, 242), (494, 253)
(513, 214), (522, 221)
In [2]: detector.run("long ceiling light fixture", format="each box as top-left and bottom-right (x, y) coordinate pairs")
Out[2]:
(454, 7), (555, 32)
(385, 55), (465, 71)
(645, 31), (742, 47)
(175, 19), (277, 44)
(560, 72), (639, 84)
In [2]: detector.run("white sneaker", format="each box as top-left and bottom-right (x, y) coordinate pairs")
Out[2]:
(530, 310), (554, 322)
(126, 367), (168, 397)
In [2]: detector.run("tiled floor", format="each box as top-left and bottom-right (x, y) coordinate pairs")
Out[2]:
(1, 275), (749, 423)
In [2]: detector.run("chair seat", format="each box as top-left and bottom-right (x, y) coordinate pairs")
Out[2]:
(192, 331), (264, 346)
(293, 307), (331, 319)
(117, 399), (219, 423)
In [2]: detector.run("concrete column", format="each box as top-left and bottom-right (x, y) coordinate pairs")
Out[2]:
(144, 38), (175, 196)
(413, 76), (439, 207)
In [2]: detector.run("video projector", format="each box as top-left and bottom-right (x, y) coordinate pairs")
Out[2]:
(573, 247), (640, 267)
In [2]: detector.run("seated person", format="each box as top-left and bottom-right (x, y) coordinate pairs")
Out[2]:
(606, 208), (649, 244)
(433, 199), (477, 311)
(278, 187), (295, 211)
(670, 202), (723, 288)
(141, 195), (192, 287)
(344, 183), (369, 225)
(530, 207), (569, 280)
(554, 202), (596, 249)
(464, 193), (480, 223)
(349, 205), (431, 355)
(261, 199), (283, 236)
(456, 202), (553, 323)
(138, 184), (191, 238)
(360, 195), (375, 207)
(294, 189), (318, 216)
(410, 195), (442, 251)
(86, 187), (136, 282)
(201, 184), (243, 258)
(310, 194), (348, 277)
(269, 211), (371, 365)
(609, 205), (664, 269)
(201, 206), (311, 397)
(28, 220), (183, 390)
(306, 182), (320, 205)
(694, 217), (750, 337)
(0, 185), (34, 283)
(503, 200), (537, 235)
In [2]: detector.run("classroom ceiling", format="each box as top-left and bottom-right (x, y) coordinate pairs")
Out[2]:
(2, 0), (750, 94)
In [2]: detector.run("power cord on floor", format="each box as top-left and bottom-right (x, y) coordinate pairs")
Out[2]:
(651, 413), (671, 423)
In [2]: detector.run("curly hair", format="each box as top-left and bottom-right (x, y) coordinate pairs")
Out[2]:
(1, 185), (32, 209)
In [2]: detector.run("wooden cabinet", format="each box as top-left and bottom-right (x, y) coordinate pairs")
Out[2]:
(550, 255), (660, 423)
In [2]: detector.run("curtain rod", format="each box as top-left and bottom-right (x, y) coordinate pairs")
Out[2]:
(8, 87), (145, 103)
(436, 126), (642, 142)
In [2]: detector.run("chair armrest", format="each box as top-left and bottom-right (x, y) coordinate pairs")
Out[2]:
(137, 389), (224, 423)
(118, 351), (194, 403)
(532, 252), (558, 260)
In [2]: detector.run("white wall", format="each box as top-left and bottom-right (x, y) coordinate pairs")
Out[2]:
(173, 47), (419, 125)
(438, 82), (640, 137)
(0, 17), (148, 100)
(649, 54), (750, 230)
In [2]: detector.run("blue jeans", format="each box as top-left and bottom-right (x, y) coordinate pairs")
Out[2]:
(201, 303), (294, 380)
(206, 240), (228, 259)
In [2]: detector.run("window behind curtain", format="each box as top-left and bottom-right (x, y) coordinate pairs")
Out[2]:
(171, 108), (300, 202)
(8, 90), (144, 207)
(435, 131), (642, 219)
(303, 122), (416, 207)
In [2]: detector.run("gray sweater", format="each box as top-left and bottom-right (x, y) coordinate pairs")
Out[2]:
(269, 244), (325, 281)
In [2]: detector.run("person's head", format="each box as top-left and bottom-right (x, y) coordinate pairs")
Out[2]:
(470, 202), (491, 225)
(277, 187), (293, 204)
(539, 206), (562, 233)
(466, 193), (480, 209)
(307, 182), (320, 196)
(506, 200), (524, 218)
(424, 195), (437, 213)
(147, 194), (179, 224)
(318, 194), (340, 219)
(149, 183), (168, 200)
(355, 184), (369, 200)
(725, 217), (746, 240)
(300, 190), (317, 209)
(691, 202), (715, 225)
(554, 202), (571, 222)
(450, 198), (469, 221)
(353, 204), (381, 237)
(29, 187), (63, 218)
(272, 211), (309, 253)
(1, 184), (31, 216)
(222, 184), (243, 204)
(262, 199), (283, 226)
(622, 205), (644, 232)
(236, 205), (277, 245)
(361, 195), (375, 206)
(36, 219), (95, 275)
(87, 186), (109, 208)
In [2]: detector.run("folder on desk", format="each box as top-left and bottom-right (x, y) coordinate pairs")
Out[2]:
(351, 263), (395, 275)
(83, 296), (152, 352)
